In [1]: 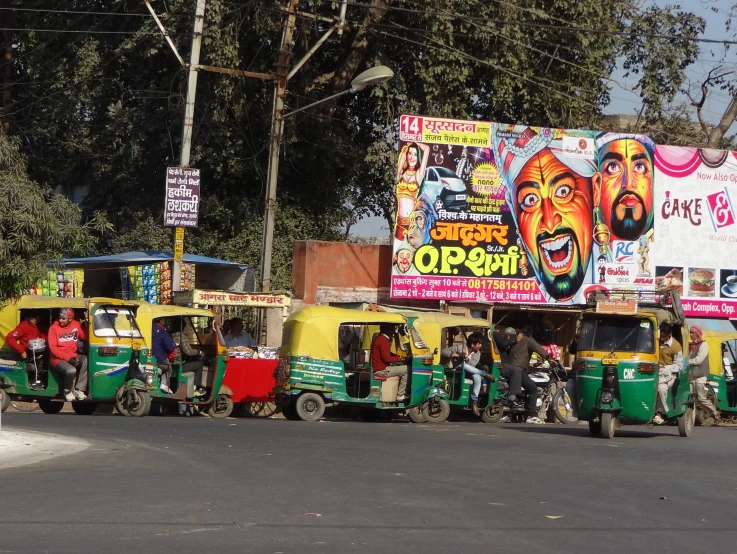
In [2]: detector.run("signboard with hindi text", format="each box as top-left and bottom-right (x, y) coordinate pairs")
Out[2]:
(165, 167), (200, 228)
(391, 115), (656, 305)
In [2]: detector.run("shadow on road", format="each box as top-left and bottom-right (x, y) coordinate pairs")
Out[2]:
(500, 424), (664, 439)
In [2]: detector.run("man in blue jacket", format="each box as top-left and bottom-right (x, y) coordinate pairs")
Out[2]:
(152, 318), (176, 394)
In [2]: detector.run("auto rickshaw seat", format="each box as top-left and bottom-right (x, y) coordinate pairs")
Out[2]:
(380, 376), (399, 402)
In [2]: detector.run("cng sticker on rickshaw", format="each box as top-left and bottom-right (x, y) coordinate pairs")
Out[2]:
(623, 368), (635, 380)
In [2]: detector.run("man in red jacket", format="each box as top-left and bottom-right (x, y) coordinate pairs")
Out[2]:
(6, 312), (46, 359)
(371, 324), (409, 402)
(48, 308), (88, 402)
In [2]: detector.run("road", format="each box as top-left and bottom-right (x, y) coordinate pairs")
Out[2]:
(1, 412), (736, 554)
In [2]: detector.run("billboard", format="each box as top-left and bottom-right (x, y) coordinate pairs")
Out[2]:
(165, 167), (201, 228)
(390, 115), (656, 305)
(654, 146), (737, 318)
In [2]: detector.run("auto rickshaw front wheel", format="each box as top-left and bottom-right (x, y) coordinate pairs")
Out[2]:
(208, 394), (234, 419)
(481, 402), (504, 423)
(600, 412), (616, 439)
(115, 388), (152, 417)
(407, 406), (426, 423)
(38, 399), (64, 414)
(295, 392), (325, 422)
(71, 401), (98, 415)
(421, 397), (450, 423)
(678, 407), (695, 437)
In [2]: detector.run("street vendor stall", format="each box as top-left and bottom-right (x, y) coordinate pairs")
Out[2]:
(172, 289), (291, 417)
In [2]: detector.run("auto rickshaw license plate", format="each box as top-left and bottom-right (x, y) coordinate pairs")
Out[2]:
(602, 357), (618, 365)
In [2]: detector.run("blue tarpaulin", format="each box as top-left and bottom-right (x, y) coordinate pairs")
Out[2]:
(59, 251), (248, 269)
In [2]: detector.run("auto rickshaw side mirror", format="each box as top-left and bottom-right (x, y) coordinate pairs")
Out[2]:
(433, 348), (439, 355)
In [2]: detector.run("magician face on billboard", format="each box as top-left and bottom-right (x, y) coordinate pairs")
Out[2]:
(493, 126), (601, 301)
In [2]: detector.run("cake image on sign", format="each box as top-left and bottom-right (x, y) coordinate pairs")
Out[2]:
(689, 268), (715, 297)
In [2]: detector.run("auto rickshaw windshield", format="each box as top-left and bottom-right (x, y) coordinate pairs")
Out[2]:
(93, 306), (143, 339)
(579, 316), (655, 353)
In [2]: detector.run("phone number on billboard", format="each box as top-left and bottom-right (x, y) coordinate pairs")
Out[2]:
(466, 279), (537, 291)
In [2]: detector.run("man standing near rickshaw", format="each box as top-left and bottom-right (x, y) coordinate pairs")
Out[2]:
(371, 324), (408, 402)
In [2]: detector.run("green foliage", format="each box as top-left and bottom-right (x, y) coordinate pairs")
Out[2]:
(0, 132), (111, 300)
(9, 0), (709, 291)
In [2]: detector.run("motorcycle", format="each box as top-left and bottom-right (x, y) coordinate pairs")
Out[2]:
(482, 358), (574, 424)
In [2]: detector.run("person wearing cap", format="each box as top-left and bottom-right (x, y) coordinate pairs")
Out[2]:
(48, 308), (88, 402)
(491, 125), (603, 303)
(688, 324), (720, 425)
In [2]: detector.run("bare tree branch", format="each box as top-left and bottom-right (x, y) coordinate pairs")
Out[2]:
(708, 96), (737, 148)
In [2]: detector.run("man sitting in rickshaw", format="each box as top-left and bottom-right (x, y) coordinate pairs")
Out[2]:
(48, 308), (88, 401)
(371, 324), (409, 402)
(653, 322), (683, 425)
(445, 332), (495, 416)
(6, 311), (47, 390)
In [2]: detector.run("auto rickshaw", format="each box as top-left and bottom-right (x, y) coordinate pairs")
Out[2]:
(118, 302), (231, 418)
(683, 317), (737, 425)
(0, 296), (145, 415)
(274, 306), (439, 422)
(401, 312), (500, 423)
(575, 291), (695, 439)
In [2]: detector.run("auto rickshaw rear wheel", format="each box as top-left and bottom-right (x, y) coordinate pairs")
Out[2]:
(241, 401), (278, 418)
(421, 397), (450, 423)
(600, 412), (615, 439)
(0, 388), (9, 412)
(71, 401), (98, 415)
(678, 407), (695, 437)
(208, 394), (234, 419)
(38, 399), (64, 414)
(407, 406), (426, 423)
(481, 402), (504, 423)
(295, 392), (325, 422)
(114, 388), (151, 417)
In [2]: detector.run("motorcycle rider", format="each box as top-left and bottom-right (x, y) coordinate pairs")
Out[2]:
(492, 326), (525, 407)
(508, 325), (551, 424)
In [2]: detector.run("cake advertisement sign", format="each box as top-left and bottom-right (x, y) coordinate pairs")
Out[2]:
(653, 145), (737, 318)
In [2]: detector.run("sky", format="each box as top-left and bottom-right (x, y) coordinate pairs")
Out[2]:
(351, 0), (736, 238)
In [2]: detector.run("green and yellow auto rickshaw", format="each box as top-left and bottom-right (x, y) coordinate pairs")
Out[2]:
(683, 317), (737, 425)
(116, 302), (231, 418)
(575, 292), (695, 439)
(0, 296), (146, 415)
(274, 306), (440, 422)
(401, 312), (500, 423)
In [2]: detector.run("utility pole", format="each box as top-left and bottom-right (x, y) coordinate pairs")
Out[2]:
(173, 0), (206, 292)
(260, 0), (300, 293)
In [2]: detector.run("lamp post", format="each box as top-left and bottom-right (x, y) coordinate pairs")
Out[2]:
(259, 65), (394, 293)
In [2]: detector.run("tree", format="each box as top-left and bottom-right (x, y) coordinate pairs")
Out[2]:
(6, 0), (708, 290)
(0, 131), (110, 300)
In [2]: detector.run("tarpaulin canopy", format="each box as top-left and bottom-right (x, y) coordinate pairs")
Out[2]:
(58, 251), (247, 270)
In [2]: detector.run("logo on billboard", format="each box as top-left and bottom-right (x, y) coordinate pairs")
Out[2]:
(399, 115), (423, 142)
(612, 241), (636, 263)
(705, 187), (735, 231)
(561, 136), (594, 159)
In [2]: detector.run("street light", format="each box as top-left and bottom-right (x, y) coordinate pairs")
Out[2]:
(259, 65), (394, 293)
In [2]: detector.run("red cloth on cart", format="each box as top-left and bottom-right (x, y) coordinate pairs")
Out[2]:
(223, 358), (278, 403)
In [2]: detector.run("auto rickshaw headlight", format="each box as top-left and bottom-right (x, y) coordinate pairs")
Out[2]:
(601, 391), (613, 404)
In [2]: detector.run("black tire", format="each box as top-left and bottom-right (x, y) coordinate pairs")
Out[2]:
(243, 401), (278, 418)
(295, 392), (325, 422)
(407, 406), (426, 423)
(208, 394), (234, 419)
(71, 402), (98, 415)
(678, 407), (694, 437)
(588, 419), (602, 436)
(600, 412), (615, 439)
(10, 398), (41, 412)
(421, 397), (450, 423)
(38, 399), (64, 414)
(282, 402), (301, 421)
(552, 388), (573, 424)
(359, 408), (380, 422)
(481, 402), (504, 423)
(114, 387), (151, 417)
(0, 389), (10, 412)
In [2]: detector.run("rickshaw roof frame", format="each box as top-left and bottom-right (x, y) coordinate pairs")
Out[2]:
(399, 311), (490, 330)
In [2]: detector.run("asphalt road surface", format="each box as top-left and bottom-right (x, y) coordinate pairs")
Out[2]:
(2, 412), (737, 554)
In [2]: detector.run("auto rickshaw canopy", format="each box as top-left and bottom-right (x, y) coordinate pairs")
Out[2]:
(129, 301), (216, 347)
(281, 306), (407, 361)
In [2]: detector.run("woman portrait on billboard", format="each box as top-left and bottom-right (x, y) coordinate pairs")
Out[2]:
(395, 141), (430, 240)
